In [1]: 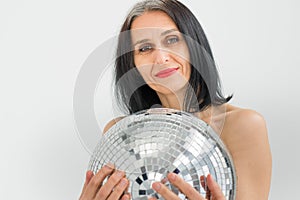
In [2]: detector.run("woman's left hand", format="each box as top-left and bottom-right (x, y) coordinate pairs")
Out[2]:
(149, 173), (225, 200)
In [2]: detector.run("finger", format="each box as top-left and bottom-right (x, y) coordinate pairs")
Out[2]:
(120, 193), (131, 200)
(206, 174), (225, 200)
(96, 170), (126, 199)
(79, 170), (94, 199)
(123, 181), (131, 199)
(199, 175), (211, 199)
(152, 182), (180, 200)
(200, 175), (207, 189)
(167, 173), (205, 200)
(84, 163), (115, 199)
(83, 171), (94, 192)
(107, 178), (129, 200)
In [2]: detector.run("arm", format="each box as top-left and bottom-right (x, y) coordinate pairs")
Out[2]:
(221, 109), (272, 200)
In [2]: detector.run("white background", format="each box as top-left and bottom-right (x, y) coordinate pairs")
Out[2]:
(0, 0), (299, 199)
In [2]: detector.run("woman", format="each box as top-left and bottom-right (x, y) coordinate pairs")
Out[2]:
(79, 0), (272, 199)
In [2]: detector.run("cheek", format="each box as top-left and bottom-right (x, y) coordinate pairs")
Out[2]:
(182, 58), (191, 80)
(133, 54), (139, 67)
(173, 44), (191, 78)
(185, 63), (191, 80)
(136, 65), (152, 83)
(134, 53), (151, 68)
(134, 54), (155, 82)
(175, 55), (191, 80)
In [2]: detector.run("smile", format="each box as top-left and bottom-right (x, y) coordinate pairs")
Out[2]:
(155, 67), (179, 78)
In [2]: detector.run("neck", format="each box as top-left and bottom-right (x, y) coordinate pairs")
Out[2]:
(156, 90), (186, 111)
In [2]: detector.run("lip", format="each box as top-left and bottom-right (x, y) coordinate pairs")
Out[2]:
(155, 67), (179, 78)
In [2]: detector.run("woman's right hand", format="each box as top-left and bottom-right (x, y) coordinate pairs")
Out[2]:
(79, 164), (130, 200)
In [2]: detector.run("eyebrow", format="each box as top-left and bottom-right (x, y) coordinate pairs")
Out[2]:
(161, 28), (177, 36)
(133, 28), (178, 47)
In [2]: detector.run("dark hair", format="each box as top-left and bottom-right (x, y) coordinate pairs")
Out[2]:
(114, 0), (232, 114)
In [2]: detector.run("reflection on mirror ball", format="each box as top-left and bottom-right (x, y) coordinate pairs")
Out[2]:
(88, 108), (236, 200)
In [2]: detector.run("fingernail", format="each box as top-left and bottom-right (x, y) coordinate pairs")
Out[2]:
(208, 174), (215, 183)
(207, 174), (212, 180)
(169, 173), (176, 181)
(152, 182), (161, 191)
(117, 170), (124, 177)
(120, 178), (128, 187)
(86, 171), (93, 180)
(123, 195), (129, 200)
(105, 162), (114, 169)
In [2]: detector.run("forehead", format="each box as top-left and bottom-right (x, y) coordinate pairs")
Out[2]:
(130, 11), (179, 42)
(131, 11), (178, 30)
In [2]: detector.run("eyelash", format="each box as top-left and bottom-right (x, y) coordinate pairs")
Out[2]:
(138, 44), (153, 53)
(137, 35), (180, 54)
(165, 36), (179, 45)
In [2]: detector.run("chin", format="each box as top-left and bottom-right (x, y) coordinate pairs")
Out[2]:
(150, 82), (189, 95)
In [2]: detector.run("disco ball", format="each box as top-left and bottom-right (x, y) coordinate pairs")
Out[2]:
(88, 108), (236, 200)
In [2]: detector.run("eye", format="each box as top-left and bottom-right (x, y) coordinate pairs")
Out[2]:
(165, 36), (179, 45)
(138, 44), (153, 53)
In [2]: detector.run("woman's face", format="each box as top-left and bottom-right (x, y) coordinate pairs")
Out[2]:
(131, 11), (191, 95)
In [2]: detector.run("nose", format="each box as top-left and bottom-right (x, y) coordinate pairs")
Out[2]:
(153, 48), (170, 64)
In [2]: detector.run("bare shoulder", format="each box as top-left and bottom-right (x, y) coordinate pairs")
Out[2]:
(103, 116), (125, 134)
(222, 104), (272, 199)
(221, 104), (270, 160)
(223, 104), (267, 136)
(227, 104), (265, 121)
